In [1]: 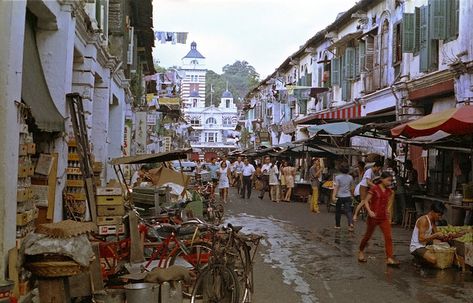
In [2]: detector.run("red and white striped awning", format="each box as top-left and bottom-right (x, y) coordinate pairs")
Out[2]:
(296, 103), (362, 124)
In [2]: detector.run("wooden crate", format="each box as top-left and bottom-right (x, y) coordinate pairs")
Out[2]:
(67, 193), (87, 201)
(96, 187), (122, 196)
(66, 180), (85, 187)
(68, 153), (80, 161)
(17, 188), (28, 202)
(66, 167), (82, 175)
(97, 216), (122, 226)
(97, 205), (125, 216)
(96, 195), (123, 206)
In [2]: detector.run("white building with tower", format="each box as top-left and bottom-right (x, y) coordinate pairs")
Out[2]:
(179, 42), (238, 152)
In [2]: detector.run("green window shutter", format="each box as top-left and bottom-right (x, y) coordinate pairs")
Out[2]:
(331, 57), (340, 86)
(355, 45), (360, 76)
(447, 0), (459, 39)
(359, 41), (365, 73)
(429, 0), (447, 40)
(345, 47), (356, 80)
(402, 13), (415, 52)
(415, 7), (421, 53)
(419, 5), (429, 72)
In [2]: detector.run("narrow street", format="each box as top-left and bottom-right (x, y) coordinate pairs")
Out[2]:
(224, 189), (473, 303)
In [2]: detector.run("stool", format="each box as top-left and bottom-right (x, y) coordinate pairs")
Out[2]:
(403, 208), (417, 229)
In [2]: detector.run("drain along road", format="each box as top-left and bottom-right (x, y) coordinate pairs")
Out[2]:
(224, 189), (473, 303)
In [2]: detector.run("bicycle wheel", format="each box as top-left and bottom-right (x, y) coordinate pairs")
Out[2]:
(191, 264), (240, 303)
(169, 242), (212, 297)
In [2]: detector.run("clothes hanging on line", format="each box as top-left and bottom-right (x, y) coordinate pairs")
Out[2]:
(154, 31), (188, 44)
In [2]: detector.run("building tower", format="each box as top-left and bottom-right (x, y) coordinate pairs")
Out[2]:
(180, 42), (206, 109)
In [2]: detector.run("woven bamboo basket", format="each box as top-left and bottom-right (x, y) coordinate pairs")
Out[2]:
(25, 260), (87, 278)
(426, 246), (456, 269)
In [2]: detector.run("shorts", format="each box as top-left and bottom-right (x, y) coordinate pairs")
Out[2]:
(411, 247), (428, 258)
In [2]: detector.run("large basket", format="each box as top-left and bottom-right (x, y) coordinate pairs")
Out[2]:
(426, 245), (456, 269)
(25, 260), (87, 277)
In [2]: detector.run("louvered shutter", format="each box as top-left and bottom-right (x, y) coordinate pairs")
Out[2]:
(392, 24), (398, 64)
(372, 35), (381, 90)
(331, 57), (340, 86)
(447, 0), (459, 39)
(318, 66), (323, 87)
(365, 36), (374, 71)
(359, 41), (366, 73)
(429, 0), (447, 40)
(415, 7), (421, 53)
(419, 5), (429, 72)
(345, 47), (356, 80)
(402, 13), (415, 52)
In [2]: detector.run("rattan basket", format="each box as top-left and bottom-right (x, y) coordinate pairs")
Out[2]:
(25, 260), (87, 278)
(426, 245), (456, 269)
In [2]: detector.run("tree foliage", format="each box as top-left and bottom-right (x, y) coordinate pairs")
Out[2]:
(205, 60), (260, 107)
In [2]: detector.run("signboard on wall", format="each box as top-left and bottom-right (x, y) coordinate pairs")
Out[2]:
(281, 121), (296, 134)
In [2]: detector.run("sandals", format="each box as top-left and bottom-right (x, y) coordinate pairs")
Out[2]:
(358, 252), (367, 263)
(386, 258), (400, 267)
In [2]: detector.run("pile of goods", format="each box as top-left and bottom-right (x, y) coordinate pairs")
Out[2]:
(437, 225), (472, 242)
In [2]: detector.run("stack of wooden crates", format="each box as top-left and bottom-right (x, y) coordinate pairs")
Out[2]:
(96, 187), (125, 236)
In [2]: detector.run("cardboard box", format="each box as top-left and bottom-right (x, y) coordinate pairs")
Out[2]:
(27, 143), (36, 155)
(36, 154), (53, 176)
(18, 166), (28, 178)
(31, 185), (49, 206)
(19, 144), (28, 156)
(97, 216), (122, 226)
(98, 224), (125, 235)
(97, 205), (125, 216)
(96, 196), (123, 206)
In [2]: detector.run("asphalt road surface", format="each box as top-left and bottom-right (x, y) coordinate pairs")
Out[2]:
(223, 189), (473, 303)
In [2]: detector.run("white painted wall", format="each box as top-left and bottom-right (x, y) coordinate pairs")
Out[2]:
(0, 0), (26, 278)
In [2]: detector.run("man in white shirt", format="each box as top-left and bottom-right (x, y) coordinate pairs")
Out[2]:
(241, 158), (256, 199)
(259, 156), (272, 199)
(358, 160), (382, 201)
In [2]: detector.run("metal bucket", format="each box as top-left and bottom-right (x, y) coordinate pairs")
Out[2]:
(124, 283), (159, 303)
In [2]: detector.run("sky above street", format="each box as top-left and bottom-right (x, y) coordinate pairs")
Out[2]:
(153, 0), (358, 78)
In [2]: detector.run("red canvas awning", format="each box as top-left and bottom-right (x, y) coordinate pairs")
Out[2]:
(296, 103), (362, 124)
(391, 105), (473, 138)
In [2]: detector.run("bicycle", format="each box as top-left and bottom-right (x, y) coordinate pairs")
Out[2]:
(191, 224), (263, 303)
(194, 182), (225, 225)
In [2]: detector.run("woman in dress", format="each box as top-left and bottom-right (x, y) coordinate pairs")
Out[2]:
(218, 161), (231, 203)
(354, 171), (399, 266)
(282, 161), (296, 202)
(269, 161), (280, 203)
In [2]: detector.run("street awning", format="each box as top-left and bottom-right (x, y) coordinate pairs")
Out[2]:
(391, 106), (473, 138)
(22, 19), (65, 132)
(296, 103), (362, 124)
(308, 122), (362, 136)
(110, 149), (192, 165)
(158, 97), (180, 105)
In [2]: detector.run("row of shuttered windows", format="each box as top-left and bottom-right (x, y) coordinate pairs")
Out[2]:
(324, 0), (459, 102)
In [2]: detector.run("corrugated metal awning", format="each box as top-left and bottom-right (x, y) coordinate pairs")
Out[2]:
(22, 18), (64, 132)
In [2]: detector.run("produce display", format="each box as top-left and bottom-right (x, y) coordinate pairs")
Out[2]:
(437, 225), (473, 243)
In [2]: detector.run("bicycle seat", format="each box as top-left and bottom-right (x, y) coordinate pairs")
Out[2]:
(177, 225), (198, 237)
(153, 223), (178, 238)
(227, 223), (243, 232)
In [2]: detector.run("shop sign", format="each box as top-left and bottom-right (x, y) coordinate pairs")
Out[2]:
(259, 130), (270, 142)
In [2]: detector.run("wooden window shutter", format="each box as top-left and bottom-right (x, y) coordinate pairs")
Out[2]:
(415, 7), (421, 53)
(354, 45), (360, 76)
(345, 47), (356, 80)
(392, 24), (398, 64)
(429, 0), (447, 40)
(307, 73), (312, 87)
(358, 41), (366, 73)
(365, 36), (374, 70)
(372, 35), (381, 90)
(447, 0), (459, 39)
(318, 66), (323, 87)
(331, 57), (340, 86)
(402, 13), (415, 53)
(419, 5), (429, 72)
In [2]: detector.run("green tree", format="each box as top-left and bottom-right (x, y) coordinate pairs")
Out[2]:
(205, 60), (260, 107)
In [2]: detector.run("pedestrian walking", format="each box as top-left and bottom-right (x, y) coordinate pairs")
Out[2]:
(232, 156), (244, 194)
(282, 161), (296, 202)
(332, 163), (355, 231)
(358, 160), (382, 202)
(354, 171), (400, 266)
(241, 158), (255, 199)
(309, 158), (322, 213)
(259, 157), (272, 199)
(218, 161), (231, 203)
(254, 164), (263, 191)
(279, 160), (287, 201)
(207, 158), (220, 196)
(269, 161), (280, 203)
